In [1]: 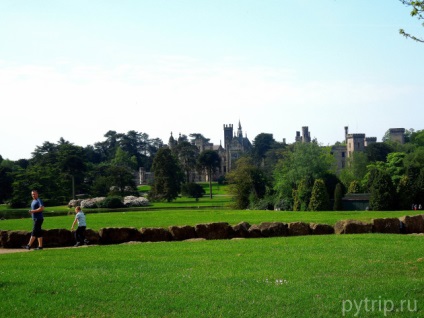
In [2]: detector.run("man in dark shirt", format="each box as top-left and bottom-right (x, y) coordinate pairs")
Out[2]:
(23, 190), (44, 250)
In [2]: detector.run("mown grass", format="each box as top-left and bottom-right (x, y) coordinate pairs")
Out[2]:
(1, 209), (423, 232)
(1, 234), (423, 317)
(0, 183), (231, 219)
(138, 182), (229, 196)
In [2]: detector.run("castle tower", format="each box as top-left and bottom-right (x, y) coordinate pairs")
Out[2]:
(168, 132), (177, 149)
(223, 124), (233, 148)
(365, 137), (377, 147)
(295, 131), (301, 142)
(344, 126), (349, 144)
(302, 126), (311, 143)
(346, 134), (365, 157)
(389, 128), (405, 144)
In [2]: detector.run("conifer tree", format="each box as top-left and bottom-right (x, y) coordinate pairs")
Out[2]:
(333, 183), (343, 211)
(369, 170), (397, 211)
(150, 148), (183, 202)
(308, 179), (330, 211)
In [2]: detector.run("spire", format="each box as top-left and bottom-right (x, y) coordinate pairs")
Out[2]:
(237, 120), (242, 137)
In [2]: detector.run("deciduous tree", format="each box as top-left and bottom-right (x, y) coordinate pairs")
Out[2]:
(198, 150), (221, 199)
(227, 157), (267, 209)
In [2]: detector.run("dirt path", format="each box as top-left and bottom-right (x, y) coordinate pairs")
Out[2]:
(0, 248), (30, 254)
(0, 245), (93, 254)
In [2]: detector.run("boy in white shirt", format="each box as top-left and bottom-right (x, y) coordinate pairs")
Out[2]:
(71, 206), (88, 247)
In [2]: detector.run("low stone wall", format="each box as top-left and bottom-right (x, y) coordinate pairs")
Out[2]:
(1, 214), (423, 249)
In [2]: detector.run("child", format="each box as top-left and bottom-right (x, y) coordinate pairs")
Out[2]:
(71, 206), (88, 247)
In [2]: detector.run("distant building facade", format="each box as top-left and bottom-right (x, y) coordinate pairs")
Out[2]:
(330, 126), (405, 173)
(164, 121), (252, 182)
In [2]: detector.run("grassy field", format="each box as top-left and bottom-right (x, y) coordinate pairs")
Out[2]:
(1, 209), (423, 232)
(1, 234), (422, 317)
(0, 183), (231, 219)
(1, 185), (423, 317)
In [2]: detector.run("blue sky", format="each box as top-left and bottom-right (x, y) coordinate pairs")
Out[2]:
(1, 0), (423, 160)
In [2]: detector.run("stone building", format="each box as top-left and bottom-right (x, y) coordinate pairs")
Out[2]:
(389, 128), (406, 144)
(295, 126), (311, 143)
(223, 121), (252, 173)
(165, 121), (251, 182)
(331, 126), (405, 173)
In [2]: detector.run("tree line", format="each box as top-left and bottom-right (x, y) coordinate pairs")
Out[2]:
(1, 129), (424, 211)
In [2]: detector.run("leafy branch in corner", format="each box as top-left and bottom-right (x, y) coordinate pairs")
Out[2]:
(399, 0), (424, 42)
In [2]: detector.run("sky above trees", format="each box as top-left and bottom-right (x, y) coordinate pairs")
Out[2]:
(0, 0), (423, 160)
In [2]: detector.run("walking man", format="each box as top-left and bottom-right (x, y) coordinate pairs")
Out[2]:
(23, 189), (44, 250)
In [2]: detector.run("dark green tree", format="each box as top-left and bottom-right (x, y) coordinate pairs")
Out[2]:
(333, 183), (344, 211)
(412, 168), (424, 205)
(0, 165), (13, 203)
(397, 175), (414, 209)
(365, 143), (393, 163)
(409, 129), (424, 146)
(339, 152), (368, 188)
(112, 147), (138, 170)
(369, 169), (397, 211)
(294, 178), (313, 211)
(251, 133), (275, 165)
(107, 165), (138, 197)
(11, 163), (68, 207)
(198, 150), (221, 199)
(181, 182), (205, 202)
(227, 157), (267, 209)
(274, 142), (335, 210)
(57, 142), (87, 199)
(175, 141), (199, 183)
(385, 152), (406, 189)
(150, 148), (183, 202)
(309, 179), (330, 211)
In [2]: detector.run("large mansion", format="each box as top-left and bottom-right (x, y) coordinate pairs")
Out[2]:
(139, 123), (406, 183)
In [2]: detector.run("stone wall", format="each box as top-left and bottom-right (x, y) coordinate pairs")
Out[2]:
(1, 214), (423, 249)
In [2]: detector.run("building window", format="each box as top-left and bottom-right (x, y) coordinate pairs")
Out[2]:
(342, 152), (345, 157)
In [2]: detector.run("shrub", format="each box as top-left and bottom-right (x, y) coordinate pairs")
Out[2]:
(348, 180), (362, 193)
(9, 200), (27, 209)
(181, 183), (205, 201)
(250, 195), (275, 210)
(217, 175), (227, 185)
(68, 199), (83, 208)
(98, 196), (124, 209)
(123, 196), (150, 207)
(81, 197), (105, 209)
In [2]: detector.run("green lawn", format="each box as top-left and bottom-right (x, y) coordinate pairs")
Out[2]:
(138, 182), (229, 196)
(1, 234), (422, 317)
(1, 209), (423, 232)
